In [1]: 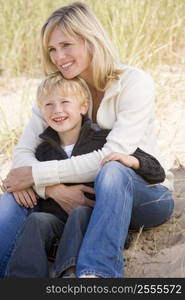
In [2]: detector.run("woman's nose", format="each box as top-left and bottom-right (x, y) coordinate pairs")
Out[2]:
(54, 49), (66, 62)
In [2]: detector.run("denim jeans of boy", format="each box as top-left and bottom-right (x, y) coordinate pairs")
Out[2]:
(5, 212), (66, 278)
(0, 192), (36, 277)
(75, 162), (174, 278)
(5, 207), (92, 278)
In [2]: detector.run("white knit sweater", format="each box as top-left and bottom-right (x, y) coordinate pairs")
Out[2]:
(12, 66), (174, 197)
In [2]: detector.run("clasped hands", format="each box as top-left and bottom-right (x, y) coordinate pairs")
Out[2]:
(0, 166), (95, 214)
(1, 166), (33, 192)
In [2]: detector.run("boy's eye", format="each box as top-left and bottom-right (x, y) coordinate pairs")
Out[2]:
(45, 103), (52, 106)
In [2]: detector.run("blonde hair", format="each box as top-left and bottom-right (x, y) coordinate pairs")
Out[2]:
(37, 71), (91, 107)
(41, 1), (122, 91)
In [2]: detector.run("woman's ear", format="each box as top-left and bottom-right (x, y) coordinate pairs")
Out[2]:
(80, 99), (89, 115)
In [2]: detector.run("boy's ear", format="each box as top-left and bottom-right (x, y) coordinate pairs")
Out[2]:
(81, 99), (89, 115)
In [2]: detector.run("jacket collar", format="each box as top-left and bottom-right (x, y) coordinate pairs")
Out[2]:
(39, 114), (92, 147)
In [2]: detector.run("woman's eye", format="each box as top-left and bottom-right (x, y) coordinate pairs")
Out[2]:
(45, 103), (52, 106)
(48, 48), (55, 53)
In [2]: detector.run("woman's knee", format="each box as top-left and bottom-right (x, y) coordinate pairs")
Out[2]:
(131, 191), (174, 228)
(95, 161), (134, 190)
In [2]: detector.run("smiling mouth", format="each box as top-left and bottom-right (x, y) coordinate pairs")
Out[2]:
(52, 117), (68, 123)
(61, 61), (73, 70)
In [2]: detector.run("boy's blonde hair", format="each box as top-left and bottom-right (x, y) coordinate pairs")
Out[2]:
(37, 71), (91, 107)
(41, 1), (122, 91)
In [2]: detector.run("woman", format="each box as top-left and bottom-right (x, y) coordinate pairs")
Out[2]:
(1, 2), (174, 277)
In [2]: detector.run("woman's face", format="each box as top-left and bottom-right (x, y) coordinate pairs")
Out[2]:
(48, 27), (92, 83)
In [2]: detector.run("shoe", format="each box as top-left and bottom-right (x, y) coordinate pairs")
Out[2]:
(79, 274), (99, 278)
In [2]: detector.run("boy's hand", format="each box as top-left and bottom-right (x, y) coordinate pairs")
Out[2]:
(101, 152), (139, 169)
(13, 188), (38, 208)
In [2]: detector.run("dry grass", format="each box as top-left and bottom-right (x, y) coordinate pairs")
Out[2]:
(0, 0), (185, 166)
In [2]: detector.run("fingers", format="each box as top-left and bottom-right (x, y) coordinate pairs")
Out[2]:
(84, 198), (95, 208)
(0, 182), (6, 193)
(13, 192), (23, 206)
(21, 189), (37, 208)
(80, 185), (95, 194)
(101, 152), (120, 167)
(26, 188), (38, 206)
(13, 189), (37, 208)
(2, 177), (13, 192)
(0, 178), (8, 192)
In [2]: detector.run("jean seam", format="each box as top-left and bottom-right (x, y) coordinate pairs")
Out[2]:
(54, 257), (76, 277)
(4, 217), (29, 276)
(114, 173), (133, 277)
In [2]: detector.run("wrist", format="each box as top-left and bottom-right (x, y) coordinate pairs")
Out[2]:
(131, 156), (140, 169)
(45, 183), (66, 198)
(29, 167), (34, 185)
(45, 186), (55, 198)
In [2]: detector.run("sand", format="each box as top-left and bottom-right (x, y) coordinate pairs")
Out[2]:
(125, 168), (185, 278)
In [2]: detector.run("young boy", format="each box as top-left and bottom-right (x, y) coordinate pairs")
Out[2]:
(6, 72), (165, 278)
(35, 72), (165, 222)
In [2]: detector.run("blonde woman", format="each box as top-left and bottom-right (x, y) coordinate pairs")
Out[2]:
(1, 2), (174, 277)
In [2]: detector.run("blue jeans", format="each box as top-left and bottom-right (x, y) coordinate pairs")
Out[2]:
(6, 208), (92, 278)
(0, 192), (36, 277)
(75, 162), (174, 278)
(6, 212), (65, 278)
(1, 162), (174, 278)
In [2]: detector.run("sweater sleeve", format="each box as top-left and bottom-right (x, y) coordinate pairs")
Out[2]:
(12, 104), (46, 168)
(12, 69), (156, 187)
(132, 148), (165, 184)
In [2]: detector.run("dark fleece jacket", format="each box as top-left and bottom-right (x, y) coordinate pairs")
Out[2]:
(35, 116), (165, 222)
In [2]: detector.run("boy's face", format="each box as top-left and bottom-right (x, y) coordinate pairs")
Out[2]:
(40, 88), (88, 136)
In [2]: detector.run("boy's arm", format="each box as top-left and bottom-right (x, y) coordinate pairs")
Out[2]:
(131, 148), (165, 184)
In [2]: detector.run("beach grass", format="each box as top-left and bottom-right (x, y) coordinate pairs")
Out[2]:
(0, 0), (184, 157)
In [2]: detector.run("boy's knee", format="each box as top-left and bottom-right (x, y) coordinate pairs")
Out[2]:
(70, 206), (92, 220)
(26, 212), (56, 226)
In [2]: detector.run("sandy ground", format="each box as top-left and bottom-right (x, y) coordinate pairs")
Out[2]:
(0, 68), (185, 277)
(125, 168), (185, 278)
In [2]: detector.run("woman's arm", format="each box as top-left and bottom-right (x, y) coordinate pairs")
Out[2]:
(100, 149), (165, 184)
(32, 68), (156, 185)
(9, 68), (157, 189)
(11, 105), (46, 168)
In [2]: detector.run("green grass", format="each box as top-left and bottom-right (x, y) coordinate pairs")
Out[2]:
(0, 0), (185, 157)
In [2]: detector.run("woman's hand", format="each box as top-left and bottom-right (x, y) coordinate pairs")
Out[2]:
(13, 188), (38, 208)
(3, 167), (34, 192)
(101, 152), (139, 169)
(46, 184), (95, 214)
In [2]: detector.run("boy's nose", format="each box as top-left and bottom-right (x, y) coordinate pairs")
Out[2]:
(53, 103), (63, 114)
